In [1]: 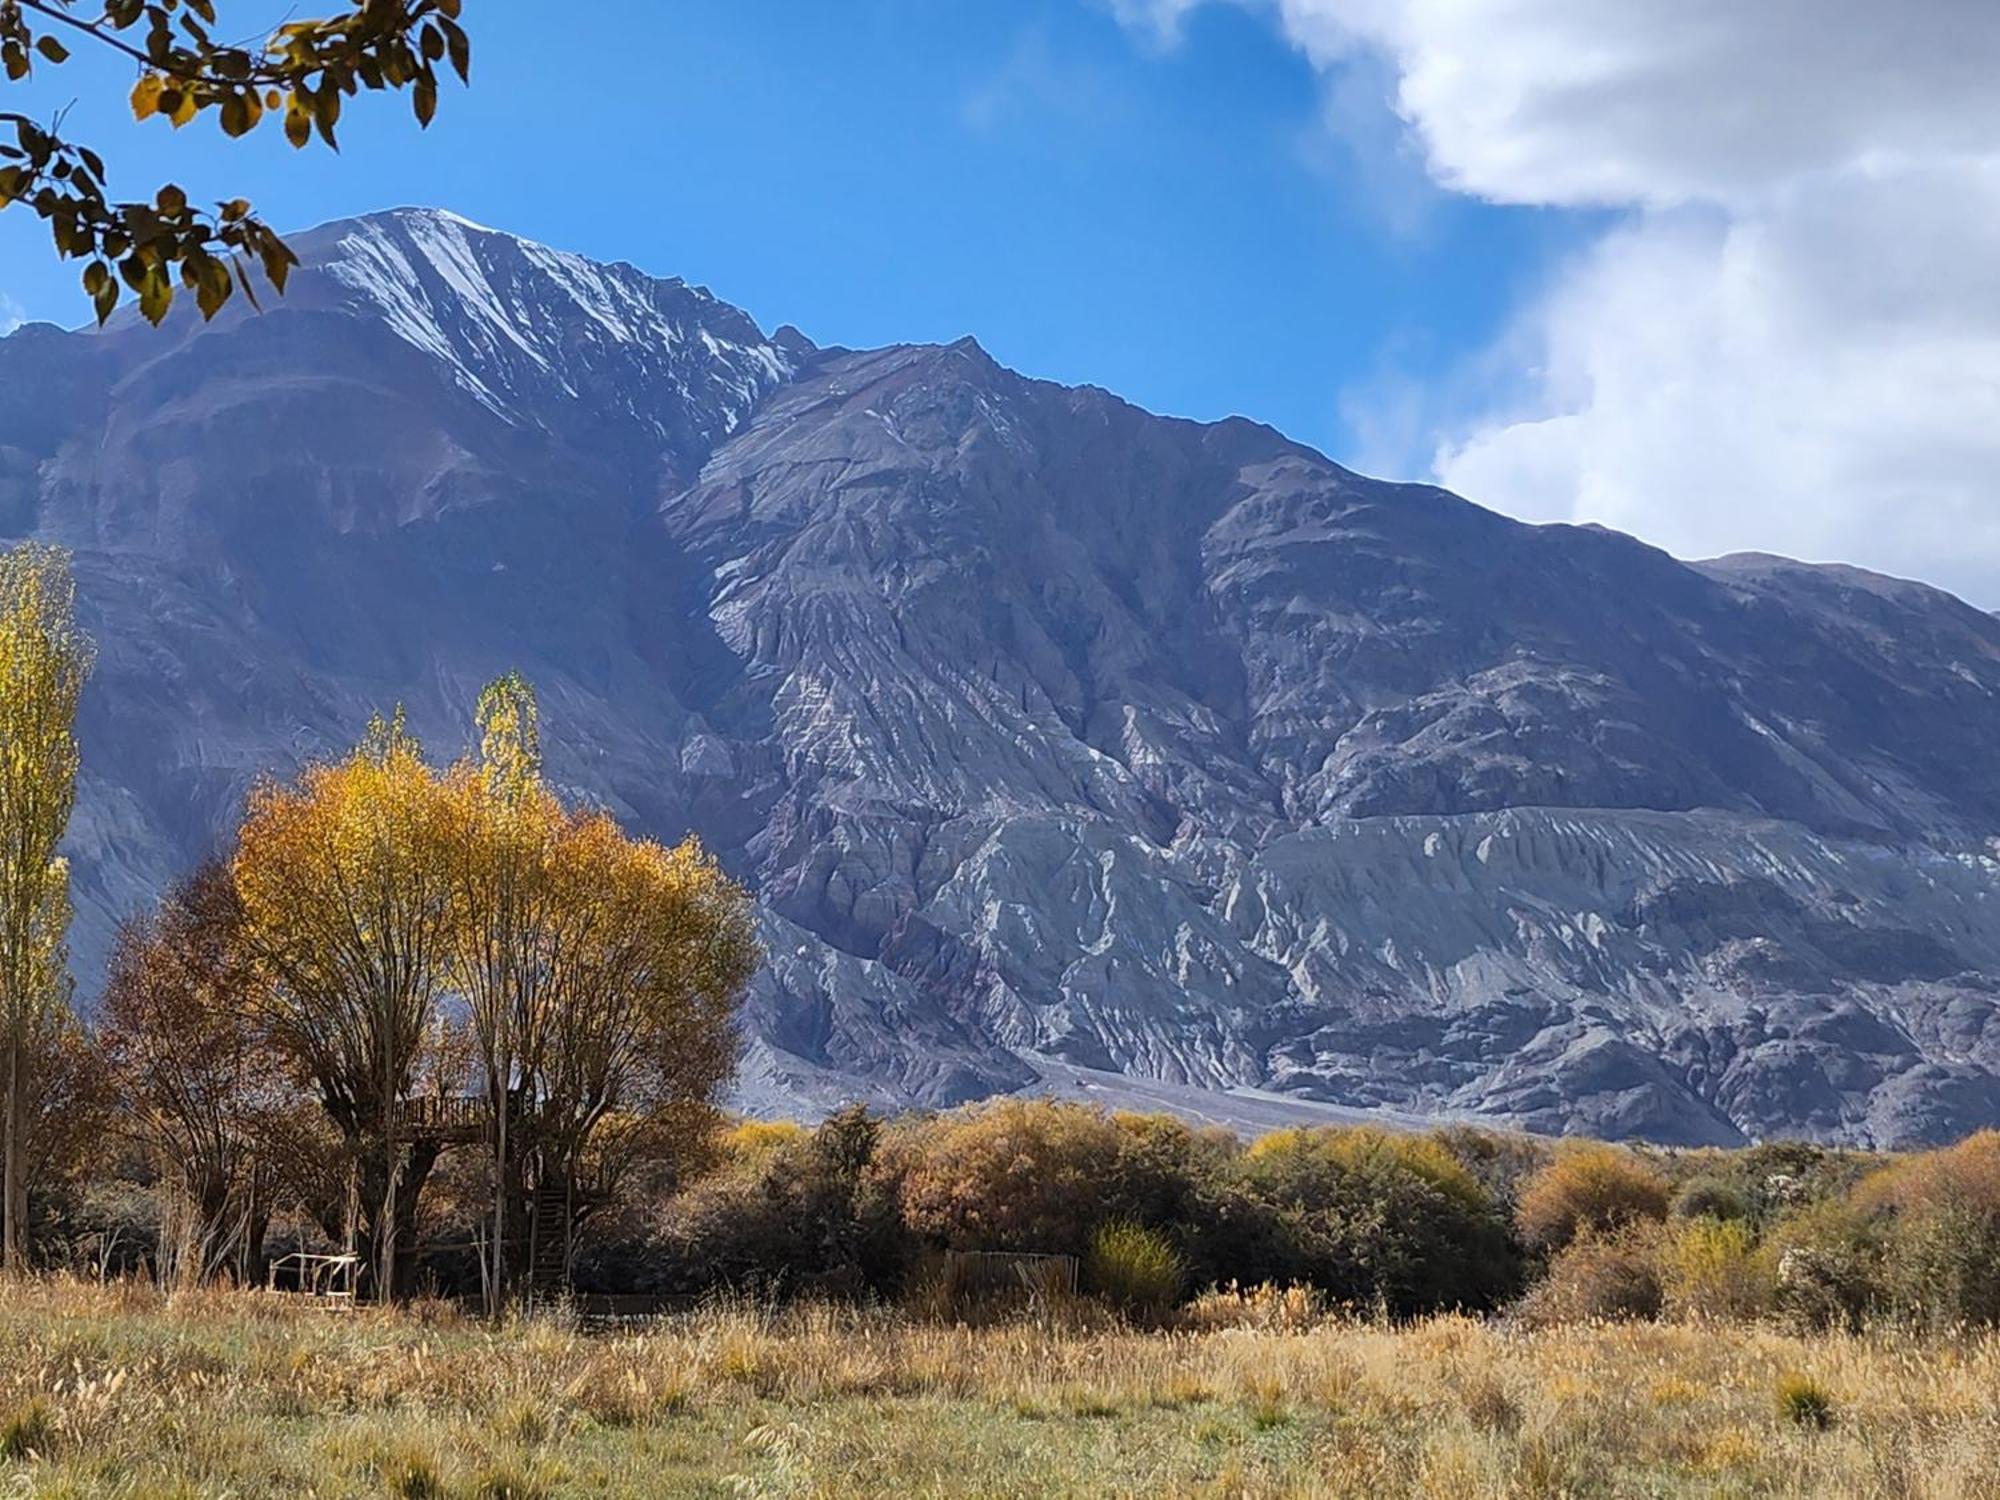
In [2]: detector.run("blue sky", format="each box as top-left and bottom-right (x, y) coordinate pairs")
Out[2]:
(5, 1), (2000, 604)
(0, 0), (1576, 477)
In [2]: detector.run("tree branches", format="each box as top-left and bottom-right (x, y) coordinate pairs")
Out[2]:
(0, 1), (471, 325)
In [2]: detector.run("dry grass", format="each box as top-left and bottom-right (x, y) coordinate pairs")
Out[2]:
(1, 1278), (1997, 1497)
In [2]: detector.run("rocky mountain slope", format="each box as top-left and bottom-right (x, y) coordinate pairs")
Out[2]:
(4, 207), (1999, 1146)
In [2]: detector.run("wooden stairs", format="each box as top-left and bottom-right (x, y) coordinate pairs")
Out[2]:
(528, 1182), (569, 1298)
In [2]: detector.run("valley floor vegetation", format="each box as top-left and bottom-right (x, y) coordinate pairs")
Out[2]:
(11, 1103), (2000, 1495)
(2, 1274), (1999, 1498)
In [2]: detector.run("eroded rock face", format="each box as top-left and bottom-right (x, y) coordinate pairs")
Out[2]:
(6, 208), (2000, 1145)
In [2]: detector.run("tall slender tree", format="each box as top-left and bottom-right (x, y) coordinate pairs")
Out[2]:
(0, 542), (91, 1273)
(444, 672), (563, 1311)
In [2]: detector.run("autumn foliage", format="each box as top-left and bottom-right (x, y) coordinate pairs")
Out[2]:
(5, 674), (751, 1301)
(1514, 1144), (1672, 1251)
(98, 861), (285, 1282)
(0, 543), (91, 1271)
(216, 687), (758, 1299)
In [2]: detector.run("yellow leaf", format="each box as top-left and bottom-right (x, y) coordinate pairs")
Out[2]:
(130, 74), (165, 122)
(138, 265), (171, 326)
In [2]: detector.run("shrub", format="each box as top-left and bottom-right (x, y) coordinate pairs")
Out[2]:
(1775, 1372), (1835, 1431)
(1853, 1130), (2000, 1329)
(1235, 1126), (1521, 1315)
(890, 1100), (1132, 1255)
(1086, 1220), (1186, 1316)
(606, 1107), (908, 1299)
(1660, 1215), (1771, 1321)
(1735, 1141), (1864, 1217)
(1430, 1125), (1553, 1211)
(1671, 1177), (1751, 1223)
(1519, 1225), (1664, 1325)
(1767, 1199), (1884, 1333)
(1515, 1146), (1670, 1251)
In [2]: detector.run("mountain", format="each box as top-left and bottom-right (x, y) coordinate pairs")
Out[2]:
(5, 207), (2000, 1147)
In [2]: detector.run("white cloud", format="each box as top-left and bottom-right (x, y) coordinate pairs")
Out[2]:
(1267, 1), (2000, 208)
(0, 294), (21, 337)
(1104, 0), (1204, 46)
(1124, 1), (2000, 604)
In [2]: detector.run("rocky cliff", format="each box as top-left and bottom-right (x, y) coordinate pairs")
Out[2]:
(4, 207), (1999, 1146)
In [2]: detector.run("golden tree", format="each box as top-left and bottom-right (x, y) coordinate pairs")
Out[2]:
(0, 0), (471, 324)
(232, 708), (456, 1298)
(442, 672), (564, 1310)
(441, 673), (757, 1302)
(233, 682), (758, 1302)
(100, 860), (294, 1283)
(0, 541), (91, 1273)
(532, 813), (756, 1256)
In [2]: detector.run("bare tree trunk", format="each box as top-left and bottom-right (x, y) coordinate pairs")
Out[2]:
(2, 1034), (19, 1275)
(377, 1032), (397, 1302)
(378, 1143), (399, 1303)
(491, 1079), (508, 1316)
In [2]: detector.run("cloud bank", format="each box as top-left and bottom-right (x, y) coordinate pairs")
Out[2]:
(1128, 1), (2000, 605)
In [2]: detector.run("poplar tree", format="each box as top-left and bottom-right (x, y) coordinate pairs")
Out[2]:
(445, 672), (562, 1311)
(533, 814), (755, 1255)
(234, 684), (758, 1303)
(0, 541), (91, 1273)
(233, 709), (456, 1299)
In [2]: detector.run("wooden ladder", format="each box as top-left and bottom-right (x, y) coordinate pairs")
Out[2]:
(528, 1182), (569, 1298)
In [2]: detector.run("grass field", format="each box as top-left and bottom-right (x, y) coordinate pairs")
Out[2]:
(1, 1279), (1995, 1498)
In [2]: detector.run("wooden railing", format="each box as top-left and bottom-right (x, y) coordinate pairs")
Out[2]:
(396, 1094), (488, 1140)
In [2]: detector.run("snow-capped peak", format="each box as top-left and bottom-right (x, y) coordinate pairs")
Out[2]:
(310, 207), (801, 443)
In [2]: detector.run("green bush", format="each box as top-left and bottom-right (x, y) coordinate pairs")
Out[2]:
(1767, 1199), (1884, 1333)
(1660, 1215), (1771, 1320)
(1429, 1125), (1553, 1214)
(1734, 1141), (1866, 1218)
(1086, 1220), (1186, 1316)
(599, 1106), (908, 1299)
(1671, 1177), (1751, 1223)
(1235, 1127), (1522, 1316)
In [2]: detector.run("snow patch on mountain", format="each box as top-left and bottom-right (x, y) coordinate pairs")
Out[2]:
(321, 208), (796, 439)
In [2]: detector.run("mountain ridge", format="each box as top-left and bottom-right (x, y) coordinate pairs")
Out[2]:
(6, 206), (2000, 1148)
